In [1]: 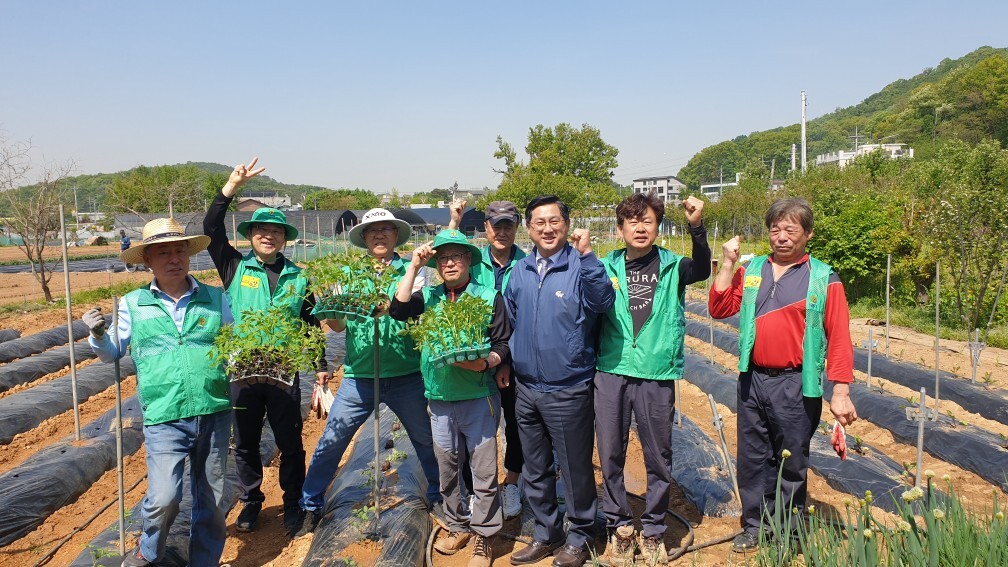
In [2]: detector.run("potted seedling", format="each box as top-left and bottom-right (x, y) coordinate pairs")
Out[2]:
(210, 301), (325, 387)
(402, 293), (493, 368)
(303, 250), (396, 318)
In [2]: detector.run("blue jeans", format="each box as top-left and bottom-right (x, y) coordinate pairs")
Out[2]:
(139, 410), (229, 566)
(300, 373), (441, 511)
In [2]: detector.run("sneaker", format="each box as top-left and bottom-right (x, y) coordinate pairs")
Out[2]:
(731, 531), (758, 553)
(294, 509), (320, 537)
(434, 531), (472, 555)
(608, 525), (636, 565)
(283, 505), (305, 536)
(468, 534), (493, 567)
(638, 534), (668, 566)
(121, 547), (150, 567)
(235, 501), (261, 532)
(502, 483), (522, 519)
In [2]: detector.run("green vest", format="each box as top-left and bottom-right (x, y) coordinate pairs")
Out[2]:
(738, 255), (831, 397)
(343, 254), (421, 379)
(125, 281), (230, 425)
(418, 283), (499, 401)
(471, 245), (527, 293)
(226, 252), (307, 331)
(597, 247), (686, 380)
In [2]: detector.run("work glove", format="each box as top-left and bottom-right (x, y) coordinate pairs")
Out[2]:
(82, 307), (106, 338)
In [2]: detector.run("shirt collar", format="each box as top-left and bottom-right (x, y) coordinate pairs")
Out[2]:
(150, 275), (198, 297)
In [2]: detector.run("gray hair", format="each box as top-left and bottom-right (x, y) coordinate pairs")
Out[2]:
(765, 198), (814, 233)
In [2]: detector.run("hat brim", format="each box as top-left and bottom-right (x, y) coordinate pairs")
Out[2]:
(237, 219), (298, 241)
(426, 242), (484, 268)
(486, 214), (520, 226)
(347, 219), (412, 249)
(120, 234), (211, 265)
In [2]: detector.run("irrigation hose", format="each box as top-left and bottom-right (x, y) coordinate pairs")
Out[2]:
(32, 473), (147, 567)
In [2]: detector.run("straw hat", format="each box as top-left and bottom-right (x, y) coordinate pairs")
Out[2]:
(347, 208), (412, 249)
(120, 218), (211, 264)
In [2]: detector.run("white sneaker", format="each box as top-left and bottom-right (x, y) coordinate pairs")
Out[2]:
(501, 483), (522, 519)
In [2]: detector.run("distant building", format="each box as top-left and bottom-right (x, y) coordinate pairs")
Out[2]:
(632, 176), (686, 205)
(815, 143), (914, 168)
(236, 198), (269, 212)
(699, 173), (741, 202)
(240, 190), (290, 208)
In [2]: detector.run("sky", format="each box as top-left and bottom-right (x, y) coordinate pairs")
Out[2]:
(3, 1), (1007, 194)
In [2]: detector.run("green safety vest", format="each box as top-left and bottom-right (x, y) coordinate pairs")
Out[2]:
(418, 283), (499, 401)
(226, 252), (307, 334)
(737, 255), (831, 397)
(597, 247), (686, 380)
(125, 282), (230, 425)
(470, 245), (527, 293)
(343, 254), (421, 379)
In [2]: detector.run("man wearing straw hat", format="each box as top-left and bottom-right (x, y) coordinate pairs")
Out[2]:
(202, 157), (329, 536)
(82, 217), (233, 567)
(390, 229), (513, 567)
(295, 207), (442, 536)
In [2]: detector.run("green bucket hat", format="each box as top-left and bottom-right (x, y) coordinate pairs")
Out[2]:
(237, 207), (299, 240)
(426, 229), (483, 267)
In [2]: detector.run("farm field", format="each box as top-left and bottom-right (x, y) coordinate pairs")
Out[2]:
(0, 276), (1005, 566)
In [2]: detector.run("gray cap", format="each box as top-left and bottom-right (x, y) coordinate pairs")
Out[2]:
(485, 201), (520, 225)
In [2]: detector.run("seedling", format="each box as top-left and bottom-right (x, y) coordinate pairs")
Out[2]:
(389, 448), (407, 462)
(401, 293), (494, 367)
(351, 504), (376, 530)
(304, 251), (396, 318)
(852, 434), (866, 455)
(360, 465), (377, 488)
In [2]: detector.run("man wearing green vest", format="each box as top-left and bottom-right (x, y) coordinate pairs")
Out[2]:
(390, 229), (512, 567)
(202, 157), (329, 535)
(709, 198), (858, 553)
(595, 193), (710, 566)
(83, 217), (233, 567)
(295, 208), (442, 537)
(449, 199), (527, 520)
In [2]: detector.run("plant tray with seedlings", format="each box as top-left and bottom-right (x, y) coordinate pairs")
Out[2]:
(402, 293), (493, 369)
(304, 251), (396, 319)
(210, 299), (325, 387)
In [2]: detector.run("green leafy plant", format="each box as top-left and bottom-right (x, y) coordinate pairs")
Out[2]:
(401, 293), (494, 368)
(389, 448), (407, 462)
(351, 504), (376, 530)
(303, 250), (396, 317)
(210, 293), (325, 383)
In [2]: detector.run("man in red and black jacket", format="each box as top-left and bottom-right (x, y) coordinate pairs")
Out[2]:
(709, 198), (857, 553)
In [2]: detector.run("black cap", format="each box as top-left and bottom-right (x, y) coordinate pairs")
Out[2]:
(485, 201), (520, 225)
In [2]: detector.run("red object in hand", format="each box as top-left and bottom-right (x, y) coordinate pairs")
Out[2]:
(831, 421), (848, 461)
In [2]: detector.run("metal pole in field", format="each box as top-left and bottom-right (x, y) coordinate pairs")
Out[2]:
(59, 206), (82, 440)
(934, 262), (941, 418)
(302, 215), (308, 262)
(914, 388), (926, 488)
(112, 295), (126, 555)
(866, 327), (874, 389)
(316, 215), (321, 258)
(885, 254), (891, 358)
(331, 218), (336, 255)
(370, 315), (382, 538)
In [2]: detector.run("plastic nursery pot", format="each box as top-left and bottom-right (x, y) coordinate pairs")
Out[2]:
(465, 348), (479, 361)
(235, 371), (294, 387)
(477, 345), (491, 358)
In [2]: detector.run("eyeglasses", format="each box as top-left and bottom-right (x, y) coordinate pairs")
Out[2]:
(364, 226), (398, 235)
(436, 252), (470, 265)
(251, 225), (286, 237)
(529, 217), (565, 231)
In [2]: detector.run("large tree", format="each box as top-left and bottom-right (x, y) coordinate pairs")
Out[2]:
(103, 164), (205, 220)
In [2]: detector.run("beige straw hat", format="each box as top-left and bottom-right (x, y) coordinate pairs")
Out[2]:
(120, 218), (211, 264)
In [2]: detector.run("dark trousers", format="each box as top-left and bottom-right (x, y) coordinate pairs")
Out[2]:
(231, 376), (305, 510)
(736, 369), (820, 535)
(458, 379), (523, 493)
(515, 379), (597, 549)
(594, 371), (675, 538)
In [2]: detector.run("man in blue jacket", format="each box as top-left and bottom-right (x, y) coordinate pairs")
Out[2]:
(505, 195), (616, 567)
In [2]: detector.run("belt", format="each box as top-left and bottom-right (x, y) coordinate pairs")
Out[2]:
(752, 365), (802, 377)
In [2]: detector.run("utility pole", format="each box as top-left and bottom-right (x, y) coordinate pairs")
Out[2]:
(801, 91), (808, 172)
(849, 126), (864, 152)
(791, 144), (797, 172)
(769, 159), (776, 191)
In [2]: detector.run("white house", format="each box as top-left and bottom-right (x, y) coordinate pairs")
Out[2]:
(815, 143), (914, 168)
(699, 172), (741, 202)
(632, 175), (686, 204)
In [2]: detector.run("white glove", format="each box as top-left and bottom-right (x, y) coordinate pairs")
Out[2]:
(82, 307), (106, 337)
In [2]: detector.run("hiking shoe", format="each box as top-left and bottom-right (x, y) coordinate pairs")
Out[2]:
(434, 531), (472, 555)
(121, 547), (150, 567)
(608, 525), (636, 565)
(468, 534), (493, 567)
(502, 483), (522, 519)
(638, 534), (669, 566)
(283, 505), (305, 536)
(731, 530), (759, 553)
(235, 501), (262, 532)
(294, 509), (320, 537)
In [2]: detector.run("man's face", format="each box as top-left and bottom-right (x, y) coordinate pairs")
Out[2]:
(485, 219), (517, 252)
(249, 223), (286, 257)
(435, 244), (471, 286)
(143, 241), (190, 285)
(619, 207), (659, 253)
(768, 216), (812, 263)
(527, 203), (568, 257)
(363, 221), (399, 258)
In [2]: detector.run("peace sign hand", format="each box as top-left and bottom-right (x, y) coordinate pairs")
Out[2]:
(223, 156), (267, 197)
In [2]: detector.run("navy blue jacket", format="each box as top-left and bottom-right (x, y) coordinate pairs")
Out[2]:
(505, 243), (616, 391)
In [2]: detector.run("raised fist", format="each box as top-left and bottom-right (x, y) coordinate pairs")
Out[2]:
(682, 196), (705, 227)
(722, 235), (741, 266)
(569, 228), (593, 255)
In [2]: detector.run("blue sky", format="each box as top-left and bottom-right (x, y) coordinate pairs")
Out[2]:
(2, 1), (1006, 194)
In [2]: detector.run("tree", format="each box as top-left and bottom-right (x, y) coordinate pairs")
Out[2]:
(1, 135), (74, 302)
(103, 164), (205, 220)
(303, 188), (380, 210)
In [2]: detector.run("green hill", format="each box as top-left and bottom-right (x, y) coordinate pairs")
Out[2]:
(677, 46), (1008, 189)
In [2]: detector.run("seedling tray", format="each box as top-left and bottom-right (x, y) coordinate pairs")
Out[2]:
(430, 345), (492, 369)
